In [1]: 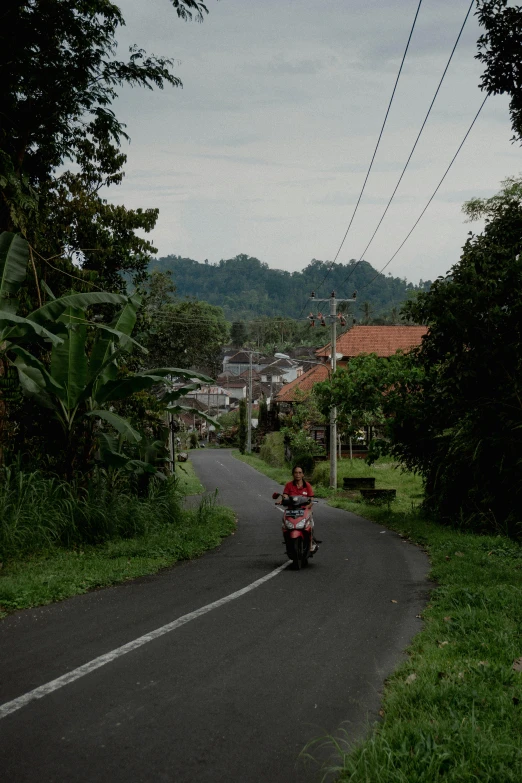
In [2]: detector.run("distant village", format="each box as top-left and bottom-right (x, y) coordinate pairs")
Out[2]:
(176, 325), (426, 438)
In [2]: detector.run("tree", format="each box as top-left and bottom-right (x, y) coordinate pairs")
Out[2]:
(143, 293), (229, 377)
(230, 321), (247, 348)
(280, 389), (326, 464)
(393, 180), (522, 534)
(1, 1), (217, 291)
(476, 0), (522, 143)
(315, 353), (416, 445)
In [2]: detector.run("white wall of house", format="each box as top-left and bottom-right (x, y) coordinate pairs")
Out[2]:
(184, 386), (231, 411)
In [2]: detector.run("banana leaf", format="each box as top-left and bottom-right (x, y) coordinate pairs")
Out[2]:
(87, 409), (142, 443)
(50, 308), (88, 409)
(94, 373), (184, 403)
(28, 292), (129, 325)
(159, 383), (201, 404)
(11, 345), (64, 394)
(0, 232), (28, 314)
(97, 433), (163, 476)
(134, 367), (213, 384)
(88, 295), (144, 385)
(167, 405), (221, 429)
(0, 310), (64, 345)
(40, 279), (56, 300)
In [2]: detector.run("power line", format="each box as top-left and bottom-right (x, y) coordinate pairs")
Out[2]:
(342, 0), (475, 290)
(310, 0), (424, 302)
(352, 95), (488, 295)
(148, 314), (314, 326)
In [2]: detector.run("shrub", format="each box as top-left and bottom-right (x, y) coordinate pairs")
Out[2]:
(312, 461), (330, 486)
(0, 467), (183, 560)
(259, 432), (286, 467)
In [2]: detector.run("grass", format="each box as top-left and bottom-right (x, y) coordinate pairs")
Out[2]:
(174, 458), (205, 495)
(236, 450), (522, 781)
(233, 450), (413, 500)
(0, 463), (235, 618)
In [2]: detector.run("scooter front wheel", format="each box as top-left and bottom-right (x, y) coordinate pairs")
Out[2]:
(290, 538), (305, 570)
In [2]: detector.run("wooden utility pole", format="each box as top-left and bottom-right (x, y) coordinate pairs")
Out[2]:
(309, 291), (356, 489)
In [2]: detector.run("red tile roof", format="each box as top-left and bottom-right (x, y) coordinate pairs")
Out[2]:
(275, 363), (330, 403)
(315, 325), (426, 359)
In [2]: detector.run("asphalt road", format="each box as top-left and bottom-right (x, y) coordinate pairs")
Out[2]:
(0, 450), (429, 782)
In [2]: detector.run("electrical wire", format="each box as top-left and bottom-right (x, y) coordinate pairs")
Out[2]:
(308, 0), (424, 304)
(342, 0), (475, 290)
(148, 314), (313, 326)
(351, 95), (488, 295)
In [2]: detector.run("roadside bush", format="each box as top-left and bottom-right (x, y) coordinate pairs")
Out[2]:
(0, 466), (184, 560)
(259, 432), (286, 467)
(312, 461), (330, 486)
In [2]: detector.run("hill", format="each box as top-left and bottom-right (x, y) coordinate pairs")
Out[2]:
(150, 254), (431, 322)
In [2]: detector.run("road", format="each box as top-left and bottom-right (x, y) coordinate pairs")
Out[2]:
(0, 450), (429, 782)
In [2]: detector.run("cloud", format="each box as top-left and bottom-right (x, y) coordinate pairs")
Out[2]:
(265, 55), (337, 75)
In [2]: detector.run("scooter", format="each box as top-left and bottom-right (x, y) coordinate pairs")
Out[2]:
(272, 492), (319, 570)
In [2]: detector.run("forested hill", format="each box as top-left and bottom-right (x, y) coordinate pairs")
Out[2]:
(150, 254), (432, 321)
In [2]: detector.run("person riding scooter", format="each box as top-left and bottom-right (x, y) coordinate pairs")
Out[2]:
(276, 465), (321, 550)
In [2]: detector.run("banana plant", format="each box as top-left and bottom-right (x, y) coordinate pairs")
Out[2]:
(0, 232), (130, 348)
(0, 231), (215, 478)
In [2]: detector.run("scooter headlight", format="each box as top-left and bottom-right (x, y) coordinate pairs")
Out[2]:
(285, 520), (295, 529)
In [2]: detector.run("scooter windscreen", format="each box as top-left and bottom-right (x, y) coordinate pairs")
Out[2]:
(283, 495), (312, 508)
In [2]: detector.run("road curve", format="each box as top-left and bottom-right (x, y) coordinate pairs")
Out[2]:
(0, 449), (429, 782)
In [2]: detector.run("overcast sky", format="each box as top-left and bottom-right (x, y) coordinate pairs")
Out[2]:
(109, 0), (521, 288)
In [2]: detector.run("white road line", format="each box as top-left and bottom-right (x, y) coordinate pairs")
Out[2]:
(0, 562), (290, 720)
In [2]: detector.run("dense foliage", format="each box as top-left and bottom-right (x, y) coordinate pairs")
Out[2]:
(315, 352), (419, 443)
(151, 254), (431, 323)
(0, 0), (217, 298)
(319, 179), (522, 536)
(476, 0), (522, 143)
(394, 184), (522, 535)
(0, 233), (214, 483)
(141, 272), (229, 376)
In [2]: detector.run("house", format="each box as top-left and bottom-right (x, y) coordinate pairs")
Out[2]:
(222, 351), (268, 376)
(182, 385), (231, 416)
(259, 357), (300, 384)
(315, 325), (427, 365)
(275, 363), (330, 405)
(275, 326), (426, 405)
(216, 375), (247, 402)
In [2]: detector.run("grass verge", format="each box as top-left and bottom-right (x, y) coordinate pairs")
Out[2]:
(237, 451), (522, 780)
(174, 458), (205, 495)
(0, 466), (235, 618)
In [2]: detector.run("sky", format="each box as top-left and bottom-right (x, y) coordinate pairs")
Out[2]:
(108, 0), (521, 289)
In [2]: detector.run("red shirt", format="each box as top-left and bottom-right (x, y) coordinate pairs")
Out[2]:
(283, 480), (314, 498)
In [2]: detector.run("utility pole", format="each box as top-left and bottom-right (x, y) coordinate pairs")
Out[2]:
(246, 349), (263, 453)
(247, 352), (253, 452)
(309, 291), (356, 489)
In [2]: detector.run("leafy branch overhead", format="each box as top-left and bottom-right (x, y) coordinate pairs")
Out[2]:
(0, 0), (219, 293)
